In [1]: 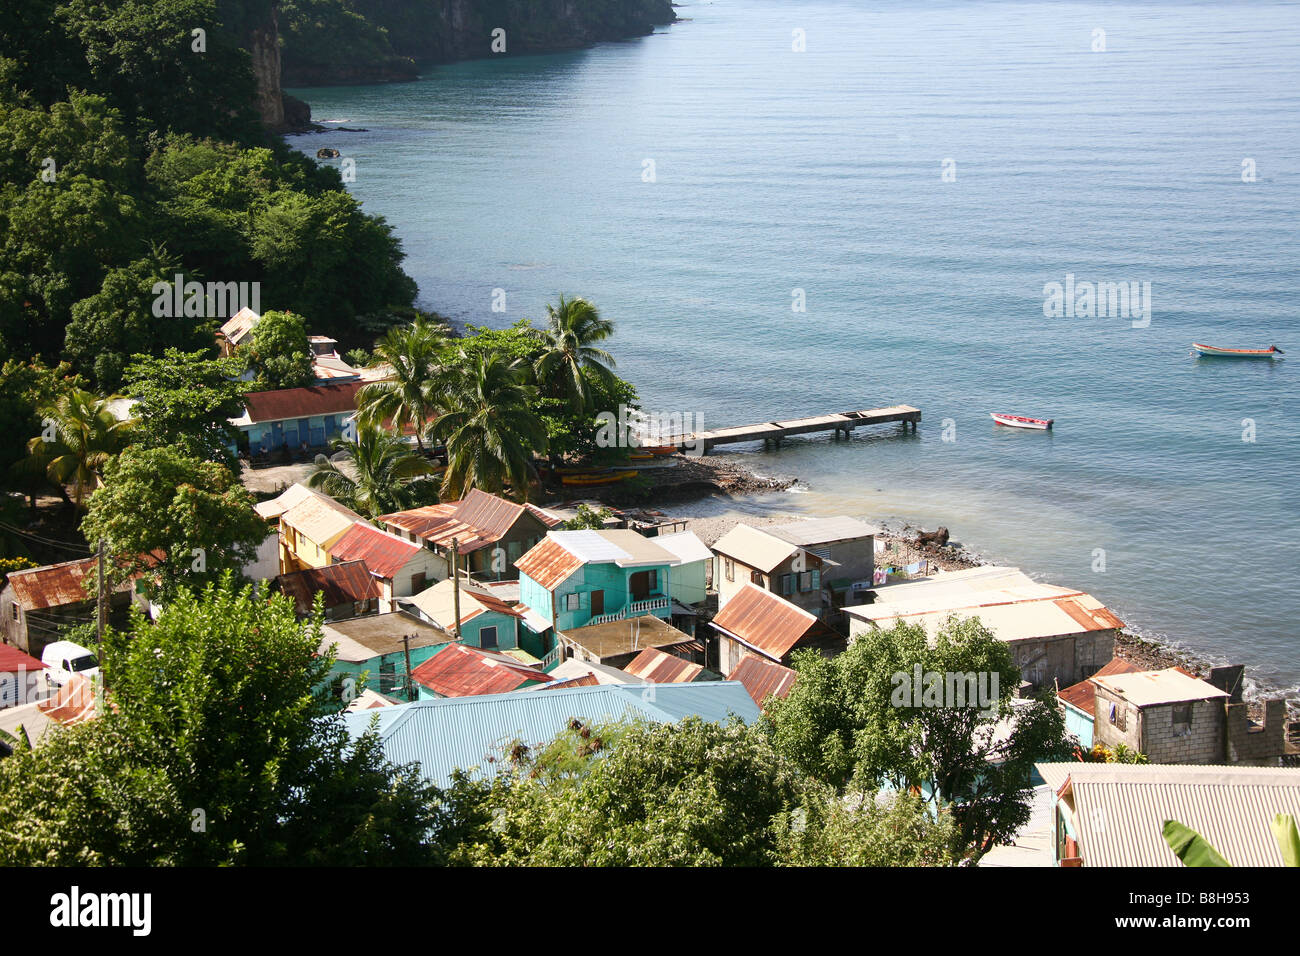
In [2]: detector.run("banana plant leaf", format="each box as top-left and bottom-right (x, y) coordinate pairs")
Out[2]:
(1271, 814), (1299, 868)
(1162, 819), (1231, 867)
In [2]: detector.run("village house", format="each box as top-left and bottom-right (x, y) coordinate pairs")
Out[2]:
(326, 520), (442, 612)
(710, 582), (844, 675)
(318, 611), (452, 701)
(845, 566), (1120, 691)
(338, 681), (761, 789)
(409, 642), (554, 700)
(514, 529), (712, 643)
(1036, 762), (1300, 867)
(555, 615), (702, 671)
(711, 523), (828, 618)
(764, 515), (880, 616)
(275, 560), (381, 620)
(380, 489), (564, 583)
(230, 380), (365, 458)
(519, 657), (638, 688)
(398, 578), (537, 655)
(1057, 657), (1142, 748)
(1085, 663), (1295, 767)
(1, 557), (134, 656)
(278, 492), (365, 574)
(727, 654), (799, 710)
(0, 644), (46, 709)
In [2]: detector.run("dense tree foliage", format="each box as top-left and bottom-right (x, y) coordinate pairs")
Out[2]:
(80, 447), (266, 599)
(425, 717), (959, 867)
(0, 0), (417, 391)
(760, 617), (1074, 861)
(248, 309), (313, 390)
(0, 578), (440, 864)
(122, 348), (248, 472)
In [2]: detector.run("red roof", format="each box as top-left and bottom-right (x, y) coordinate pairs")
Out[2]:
(728, 654), (798, 708)
(38, 674), (99, 725)
(624, 647), (703, 684)
(0, 644), (45, 673)
(380, 489), (561, 555)
(241, 380), (364, 424)
(410, 643), (553, 698)
(328, 522), (421, 580)
(276, 560), (380, 616)
(5, 558), (99, 610)
(1058, 657), (1144, 713)
(710, 584), (837, 661)
(513, 536), (584, 591)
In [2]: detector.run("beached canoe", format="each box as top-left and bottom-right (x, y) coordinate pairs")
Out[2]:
(560, 470), (637, 486)
(990, 412), (1053, 430)
(1192, 343), (1284, 359)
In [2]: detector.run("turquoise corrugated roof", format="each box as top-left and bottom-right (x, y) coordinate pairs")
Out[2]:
(340, 682), (760, 788)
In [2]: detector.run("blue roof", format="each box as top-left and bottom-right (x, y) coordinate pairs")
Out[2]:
(339, 681), (761, 788)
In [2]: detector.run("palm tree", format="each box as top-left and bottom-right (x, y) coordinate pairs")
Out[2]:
(22, 389), (133, 508)
(533, 295), (617, 413)
(430, 353), (548, 501)
(356, 316), (449, 452)
(307, 425), (439, 518)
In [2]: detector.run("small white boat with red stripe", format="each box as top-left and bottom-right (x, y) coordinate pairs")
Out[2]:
(1191, 342), (1284, 360)
(990, 412), (1053, 430)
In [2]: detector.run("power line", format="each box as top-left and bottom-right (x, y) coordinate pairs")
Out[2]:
(0, 520), (94, 555)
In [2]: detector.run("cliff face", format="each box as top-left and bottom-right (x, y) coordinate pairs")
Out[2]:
(305, 0), (677, 76)
(247, 5), (284, 128)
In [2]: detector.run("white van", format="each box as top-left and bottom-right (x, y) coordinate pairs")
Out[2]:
(40, 641), (100, 688)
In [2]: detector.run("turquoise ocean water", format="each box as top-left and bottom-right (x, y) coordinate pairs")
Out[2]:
(289, 0), (1300, 696)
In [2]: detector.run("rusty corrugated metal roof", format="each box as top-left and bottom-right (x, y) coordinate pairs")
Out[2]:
(710, 583), (823, 660)
(411, 643), (553, 698)
(1058, 657), (1142, 713)
(1055, 597), (1125, 632)
(328, 522), (421, 580)
(6, 558), (102, 610)
(241, 380), (363, 424)
(276, 560), (380, 616)
(514, 536), (584, 591)
(624, 647), (703, 684)
(37, 674), (99, 725)
(728, 654), (798, 708)
(380, 490), (558, 555)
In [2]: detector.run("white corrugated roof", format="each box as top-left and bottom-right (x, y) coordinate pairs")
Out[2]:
(1037, 763), (1300, 867)
(654, 530), (712, 565)
(548, 529), (681, 567)
(1091, 669), (1229, 707)
(765, 516), (882, 546)
(712, 523), (801, 574)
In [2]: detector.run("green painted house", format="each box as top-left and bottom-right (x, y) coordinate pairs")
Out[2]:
(514, 529), (712, 637)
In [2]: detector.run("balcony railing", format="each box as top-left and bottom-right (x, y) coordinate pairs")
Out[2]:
(585, 594), (670, 626)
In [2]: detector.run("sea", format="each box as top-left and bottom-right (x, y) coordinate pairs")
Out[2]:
(287, 0), (1300, 697)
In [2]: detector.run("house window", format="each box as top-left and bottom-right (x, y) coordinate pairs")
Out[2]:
(1109, 702), (1126, 732)
(565, 593), (582, 612)
(724, 558), (734, 582)
(1172, 703), (1193, 735)
(751, 569), (764, 586)
(10, 604), (17, 621)
(780, 574), (794, 595)
(799, 570), (820, 592)
(411, 572), (427, 593)
(647, 570), (658, 591)
(480, 625), (498, 649)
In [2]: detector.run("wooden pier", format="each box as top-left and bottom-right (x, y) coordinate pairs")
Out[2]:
(663, 405), (920, 454)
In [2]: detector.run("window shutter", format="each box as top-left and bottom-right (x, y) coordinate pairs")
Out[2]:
(811, 569), (820, 591)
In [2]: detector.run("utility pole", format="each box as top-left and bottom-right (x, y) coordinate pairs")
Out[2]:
(450, 537), (461, 641)
(95, 539), (106, 663)
(402, 634), (415, 702)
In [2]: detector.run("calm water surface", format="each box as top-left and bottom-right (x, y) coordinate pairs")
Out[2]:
(289, 0), (1300, 695)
